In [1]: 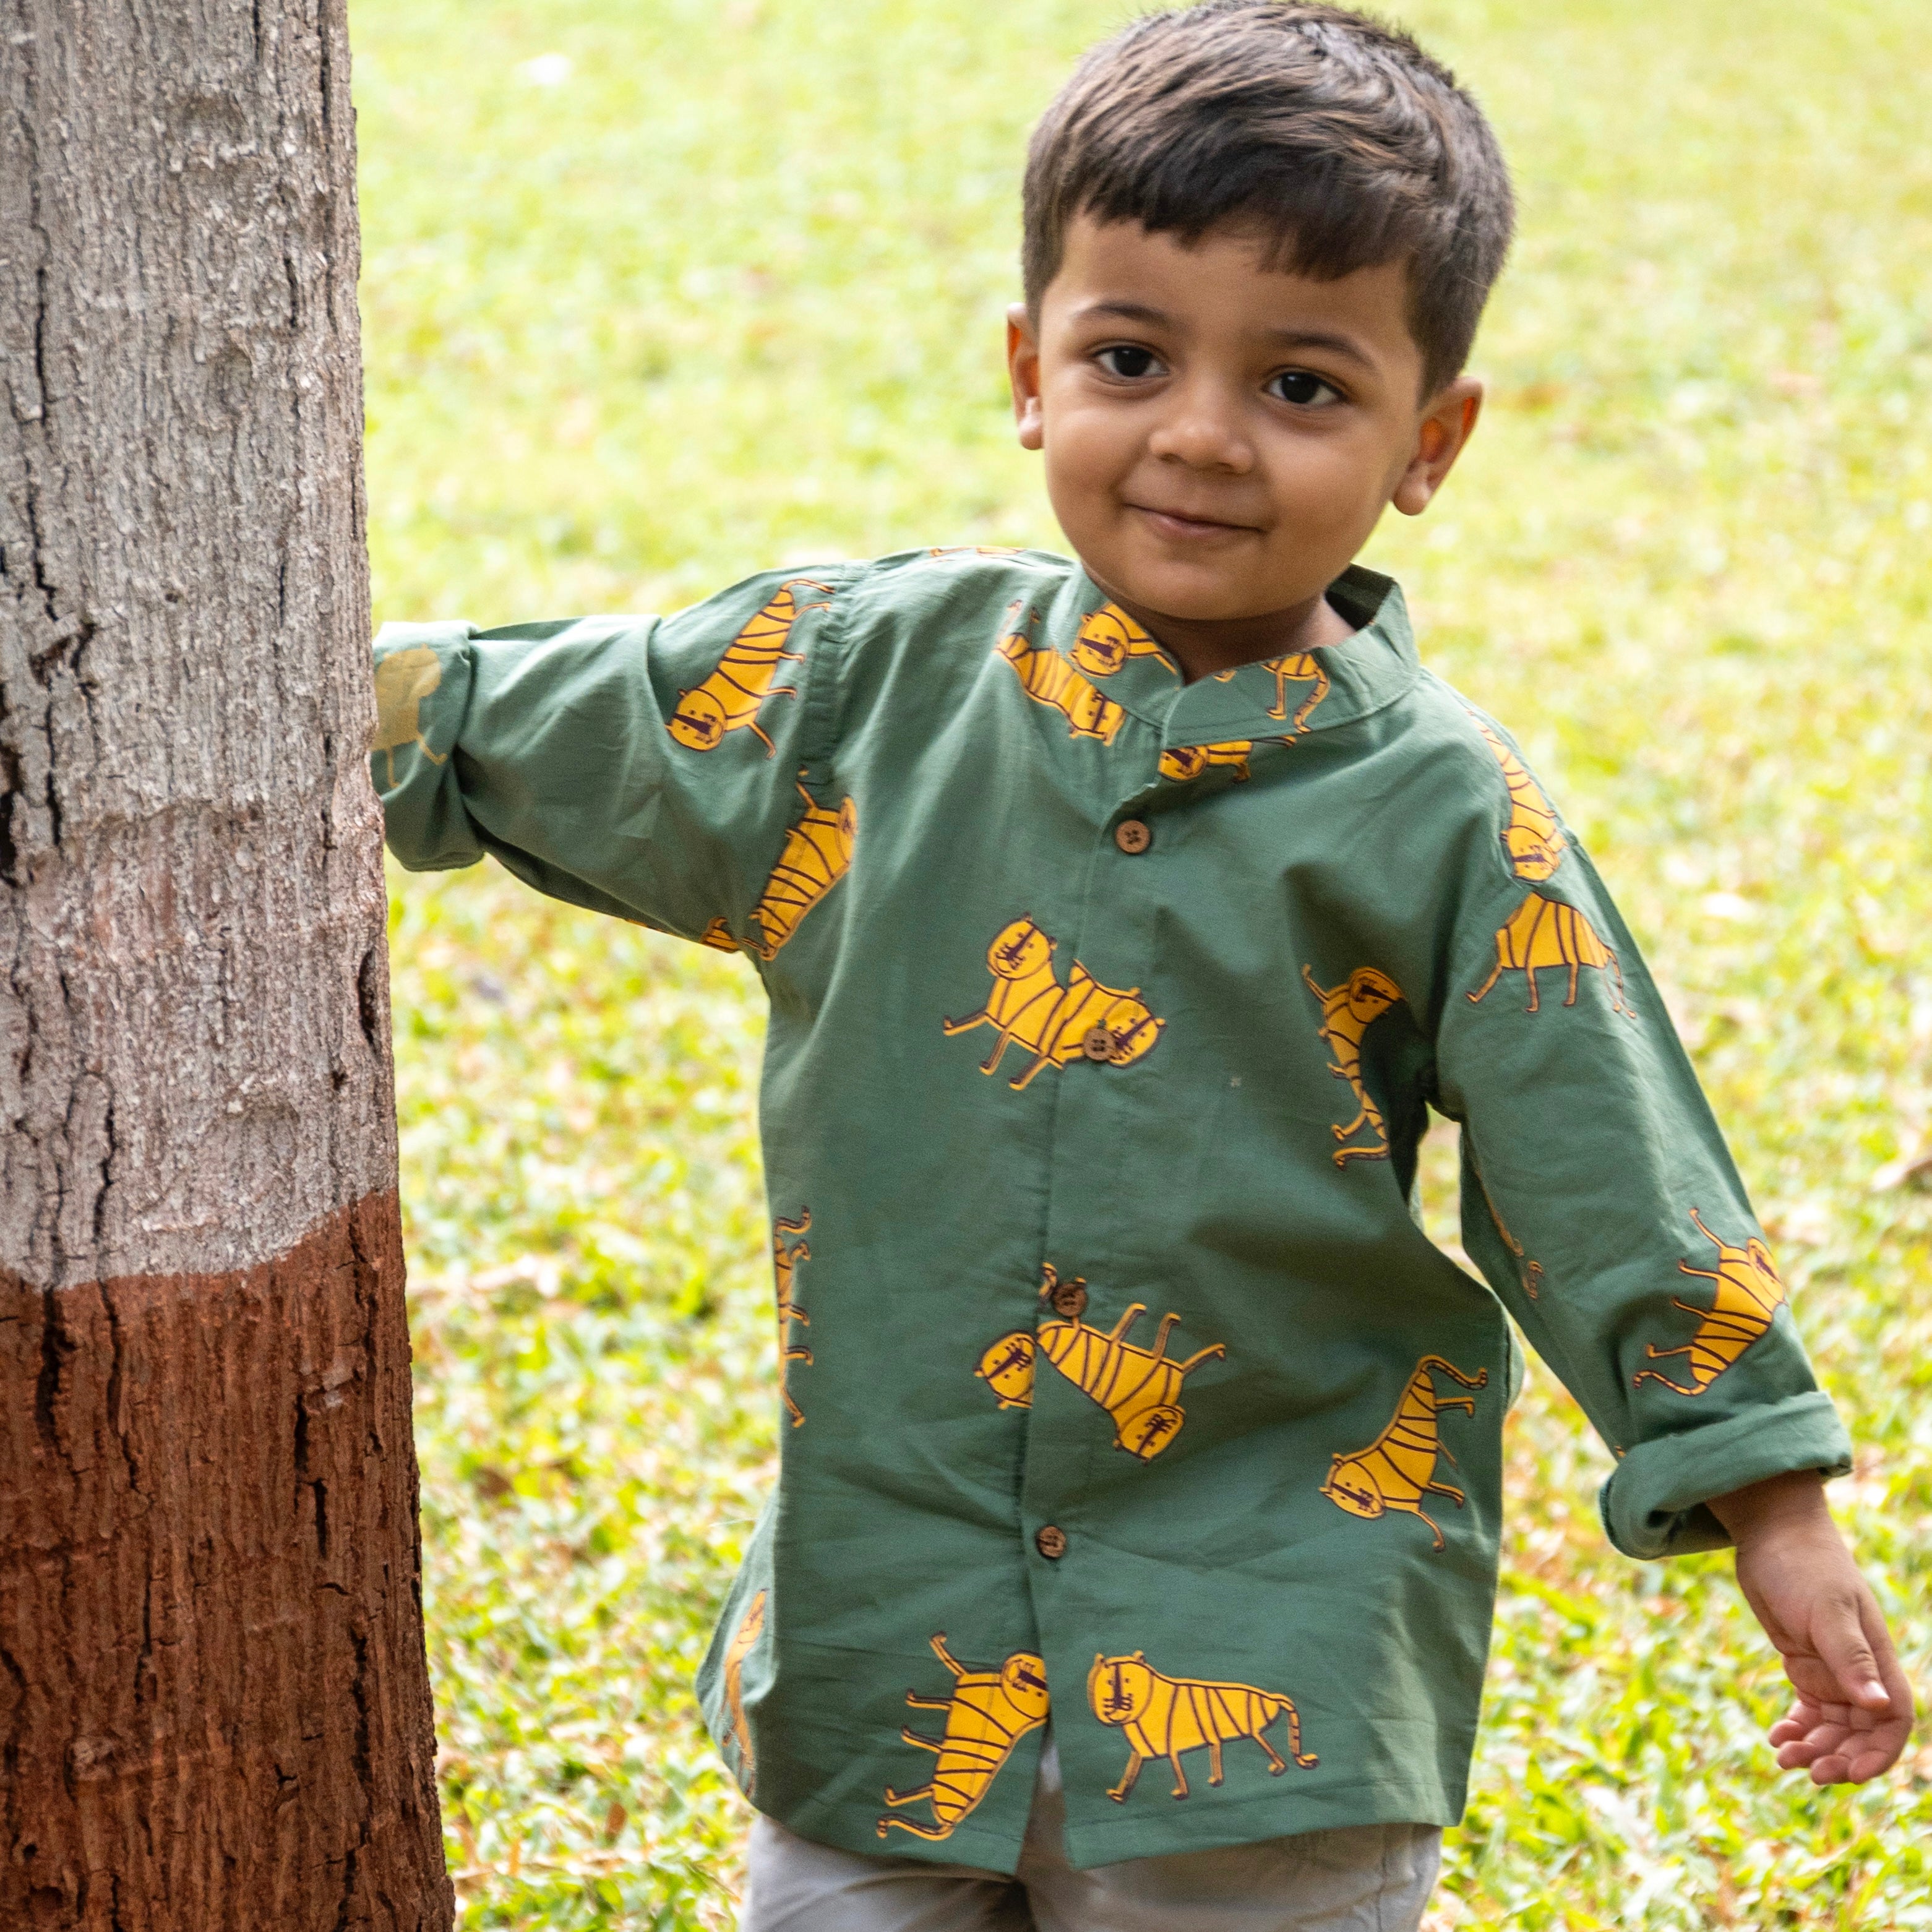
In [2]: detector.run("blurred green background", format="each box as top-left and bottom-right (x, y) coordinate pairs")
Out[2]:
(353, 1), (1932, 1925)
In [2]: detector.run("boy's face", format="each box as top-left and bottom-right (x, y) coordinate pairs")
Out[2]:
(1008, 215), (1481, 654)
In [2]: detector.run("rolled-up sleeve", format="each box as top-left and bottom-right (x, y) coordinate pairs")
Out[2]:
(370, 567), (852, 942)
(1432, 824), (1850, 1560)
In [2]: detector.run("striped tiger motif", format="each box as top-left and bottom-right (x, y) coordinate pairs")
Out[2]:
(723, 1591), (767, 1793)
(995, 602), (1127, 744)
(1088, 1652), (1318, 1801)
(1209, 653), (1329, 732)
(943, 916), (1164, 1091)
(1471, 1155), (1545, 1300)
(1070, 603), (1177, 678)
(668, 578), (831, 756)
(371, 645), (447, 788)
(1261, 652), (1329, 732)
(1467, 711), (1567, 882)
(1159, 739), (1263, 783)
(748, 779), (857, 960)
(772, 1211), (813, 1427)
(1467, 893), (1632, 1015)
(1321, 1355), (1488, 1551)
(1302, 964), (1405, 1165)
(1633, 1209), (1787, 1395)
(974, 1267), (1224, 1460)
(879, 1637), (1049, 1841)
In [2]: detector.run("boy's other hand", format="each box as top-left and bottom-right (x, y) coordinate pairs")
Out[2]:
(1707, 1470), (1915, 1784)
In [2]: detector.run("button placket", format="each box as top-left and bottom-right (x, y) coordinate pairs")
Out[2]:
(1020, 729), (1170, 1728)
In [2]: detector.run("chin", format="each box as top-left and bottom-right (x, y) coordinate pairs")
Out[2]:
(1101, 558), (1281, 625)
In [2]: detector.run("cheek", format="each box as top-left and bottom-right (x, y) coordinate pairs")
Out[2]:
(1261, 427), (1396, 522)
(1041, 399), (1140, 499)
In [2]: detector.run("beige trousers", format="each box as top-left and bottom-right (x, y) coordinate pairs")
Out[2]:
(739, 1738), (1442, 1932)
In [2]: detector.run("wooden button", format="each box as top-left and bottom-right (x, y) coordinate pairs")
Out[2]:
(1080, 1027), (1114, 1062)
(1048, 1277), (1088, 1318)
(1035, 1526), (1068, 1560)
(1114, 818), (1153, 855)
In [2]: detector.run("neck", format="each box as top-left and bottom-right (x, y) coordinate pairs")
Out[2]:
(1097, 583), (1357, 683)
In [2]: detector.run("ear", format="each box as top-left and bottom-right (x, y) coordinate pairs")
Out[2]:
(1391, 376), (1483, 517)
(1008, 303), (1045, 451)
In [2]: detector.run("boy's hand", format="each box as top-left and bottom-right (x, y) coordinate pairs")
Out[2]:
(1707, 1470), (1914, 1785)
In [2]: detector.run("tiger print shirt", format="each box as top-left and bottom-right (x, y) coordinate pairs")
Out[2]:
(373, 551), (1851, 1873)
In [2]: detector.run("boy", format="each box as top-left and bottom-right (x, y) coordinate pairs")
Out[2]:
(373, 5), (1912, 1926)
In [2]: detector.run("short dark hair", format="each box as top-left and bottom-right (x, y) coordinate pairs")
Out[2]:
(1022, 2), (1515, 396)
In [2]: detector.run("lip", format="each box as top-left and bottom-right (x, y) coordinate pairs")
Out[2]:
(1129, 503), (1257, 542)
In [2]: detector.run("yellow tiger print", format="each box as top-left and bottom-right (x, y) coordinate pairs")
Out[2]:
(1472, 1159), (1544, 1300)
(1302, 964), (1405, 1165)
(1321, 1355), (1488, 1551)
(1467, 893), (1631, 1015)
(1206, 654), (1328, 732)
(697, 916), (742, 952)
(943, 916), (1163, 1091)
(723, 1591), (767, 1793)
(995, 603), (1127, 745)
(1633, 1208), (1787, 1395)
(1467, 711), (1567, 882)
(1088, 1652), (1317, 1801)
(1069, 603), (1178, 678)
(1159, 740), (1256, 783)
(879, 1637), (1049, 1842)
(667, 578), (831, 756)
(371, 645), (447, 788)
(749, 778), (857, 960)
(1261, 652), (1329, 732)
(772, 1211), (813, 1427)
(974, 1267), (1224, 1459)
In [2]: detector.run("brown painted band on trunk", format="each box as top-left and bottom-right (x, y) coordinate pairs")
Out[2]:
(0, 1190), (452, 1930)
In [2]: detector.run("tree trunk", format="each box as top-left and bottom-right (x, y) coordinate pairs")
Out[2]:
(0, 4), (450, 1926)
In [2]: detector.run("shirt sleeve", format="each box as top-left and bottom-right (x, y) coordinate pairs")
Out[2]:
(369, 567), (853, 943)
(1430, 741), (1852, 1561)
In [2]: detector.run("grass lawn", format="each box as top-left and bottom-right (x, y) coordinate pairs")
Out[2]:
(353, 1), (1932, 1924)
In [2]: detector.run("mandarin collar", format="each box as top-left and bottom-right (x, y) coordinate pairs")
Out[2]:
(1043, 564), (1420, 751)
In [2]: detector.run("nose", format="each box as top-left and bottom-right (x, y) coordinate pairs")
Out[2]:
(1146, 375), (1255, 474)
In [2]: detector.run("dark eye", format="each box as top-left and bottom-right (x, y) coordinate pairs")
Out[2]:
(1097, 345), (1162, 380)
(1268, 369), (1342, 407)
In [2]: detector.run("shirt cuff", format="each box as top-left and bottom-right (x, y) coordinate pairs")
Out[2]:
(371, 622), (481, 870)
(1598, 1391), (1853, 1560)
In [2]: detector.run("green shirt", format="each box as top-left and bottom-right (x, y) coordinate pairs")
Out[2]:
(374, 549), (1850, 1873)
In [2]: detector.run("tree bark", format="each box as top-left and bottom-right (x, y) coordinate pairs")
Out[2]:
(0, 4), (450, 1926)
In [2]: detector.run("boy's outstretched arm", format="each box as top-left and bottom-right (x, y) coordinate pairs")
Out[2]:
(1706, 1470), (1915, 1784)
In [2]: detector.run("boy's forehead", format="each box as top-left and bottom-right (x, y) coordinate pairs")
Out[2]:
(1044, 213), (1422, 371)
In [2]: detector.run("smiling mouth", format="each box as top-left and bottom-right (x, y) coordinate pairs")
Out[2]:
(1130, 504), (1255, 539)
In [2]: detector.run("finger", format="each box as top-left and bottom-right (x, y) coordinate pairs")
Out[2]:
(1800, 1700), (1913, 1785)
(1866, 1600), (1918, 1727)
(1777, 1725), (1847, 1770)
(1806, 1718), (1873, 1784)
(1840, 1720), (1913, 1784)
(1812, 1740), (1891, 1785)
(1772, 1700), (1858, 1770)
(1768, 1698), (1824, 1746)
(1812, 1601), (1890, 1711)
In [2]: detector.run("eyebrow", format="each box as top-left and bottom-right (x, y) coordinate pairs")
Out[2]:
(1261, 328), (1376, 370)
(1073, 301), (1378, 370)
